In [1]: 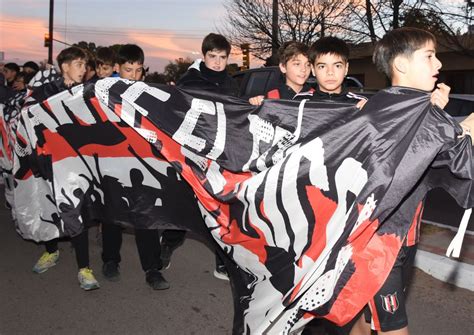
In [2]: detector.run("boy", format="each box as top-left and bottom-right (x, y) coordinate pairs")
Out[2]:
(101, 44), (170, 290)
(95, 47), (115, 79)
(113, 44), (144, 81)
(2, 63), (20, 87)
(249, 41), (313, 105)
(161, 33), (238, 281)
(177, 33), (239, 96)
(28, 46), (100, 291)
(308, 36), (367, 108)
(345, 27), (472, 335)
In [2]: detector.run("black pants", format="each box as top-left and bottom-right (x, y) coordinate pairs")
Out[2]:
(102, 223), (162, 272)
(162, 229), (225, 269)
(44, 229), (90, 269)
(161, 229), (186, 249)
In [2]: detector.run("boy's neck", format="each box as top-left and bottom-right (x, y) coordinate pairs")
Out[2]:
(318, 86), (343, 95)
(286, 82), (304, 94)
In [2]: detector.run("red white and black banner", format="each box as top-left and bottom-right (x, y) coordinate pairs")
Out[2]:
(7, 78), (473, 333)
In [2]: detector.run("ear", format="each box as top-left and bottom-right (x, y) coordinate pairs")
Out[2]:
(113, 63), (120, 73)
(344, 62), (349, 76)
(392, 55), (408, 75)
(279, 63), (287, 74)
(311, 64), (316, 77)
(61, 62), (69, 74)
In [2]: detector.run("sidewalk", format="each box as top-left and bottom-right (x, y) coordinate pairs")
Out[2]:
(416, 221), (474, 291)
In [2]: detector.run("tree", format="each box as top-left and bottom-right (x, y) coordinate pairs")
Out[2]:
(223, 0), (473, 62)
(221, 0), (347, 60)
(162, 58), (193, 84)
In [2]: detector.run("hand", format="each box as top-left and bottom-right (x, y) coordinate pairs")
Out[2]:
(430, 83), (450, 109)
(355, 99), (367, 110)
(249, 95), (264, 106)
(459, 113), (474, 143)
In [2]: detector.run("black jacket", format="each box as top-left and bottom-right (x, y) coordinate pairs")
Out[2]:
(266, 83), (314, 100)
(177, 60), (239, 97)
(306, 86), (367, 105)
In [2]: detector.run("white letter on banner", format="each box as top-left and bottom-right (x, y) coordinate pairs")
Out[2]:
(120, 81), (171, 118)
(243, 115), (274, 171)
(173, 98), (226, 160)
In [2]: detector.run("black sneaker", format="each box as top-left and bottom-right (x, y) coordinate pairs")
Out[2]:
(145, 269), (170, 290)
(102, 261), (120, 282)
(160, 243), (172, 270)
(213, 264), (229, 281)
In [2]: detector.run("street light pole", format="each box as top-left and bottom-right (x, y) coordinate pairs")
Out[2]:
(271, 0), (279, 63)
(48, 0), (54, 64)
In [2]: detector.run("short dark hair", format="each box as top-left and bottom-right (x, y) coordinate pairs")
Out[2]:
(22, 61), (39, 73)
(56, 46), (88, 69)
(201, 33), (231, 56)
(4, 62), (20, 73)
(116, 44), (144, 65)
(278, 41), (309, 65)
(308, 36), (350, 63)
(96, 47), (116, 66)
(373, 27), (436, 79)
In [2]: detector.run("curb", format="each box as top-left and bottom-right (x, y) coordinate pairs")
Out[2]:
(414, 249), (474, 291)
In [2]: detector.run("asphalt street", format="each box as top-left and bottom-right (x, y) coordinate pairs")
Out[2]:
(0, 188), (472, 334)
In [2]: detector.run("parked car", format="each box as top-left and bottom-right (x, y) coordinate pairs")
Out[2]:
(233, 67), (473, 119)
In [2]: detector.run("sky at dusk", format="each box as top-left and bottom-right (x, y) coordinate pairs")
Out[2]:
(0, 0), (248, 72)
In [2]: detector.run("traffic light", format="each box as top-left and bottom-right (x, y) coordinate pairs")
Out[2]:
(44, 33), (51, 48)
(241, 43), (250, 70)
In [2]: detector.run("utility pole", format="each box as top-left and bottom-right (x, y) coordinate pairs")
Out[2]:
(271, 0), (279, 63)
(48, 0), (54, 65)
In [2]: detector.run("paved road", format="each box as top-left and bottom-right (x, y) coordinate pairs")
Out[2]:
(0, 192), (472, 334)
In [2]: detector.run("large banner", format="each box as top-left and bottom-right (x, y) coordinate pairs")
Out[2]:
(12, 78), (473, 333)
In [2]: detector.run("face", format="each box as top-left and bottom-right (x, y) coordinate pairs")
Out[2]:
(394, 40), (442, 91)
(3, 68), (17, 82)
(62, 58), (86, 84)
(96, 63), (114, 78)
(312, 53), (348, 94)
(12, 77), (26, 91)
(114, 61), (143, 80)
(203, 49), (228, 72)
(279, 54), (311, 93)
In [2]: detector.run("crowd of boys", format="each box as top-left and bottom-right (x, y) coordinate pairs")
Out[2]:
(1, 27), (473, 335)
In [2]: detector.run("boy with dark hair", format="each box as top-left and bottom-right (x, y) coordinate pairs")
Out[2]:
(22, 61), (40, 75)
(95, 47), (115, 79)
(249, 41), (313, 105)
(28, 46), (99, 290)
(161, 33), (238, 281)
(177, 33), (239, 96)
(3, 63), (20, 87)
(113, 44), (145, 81)
(101, 43), (170, 290)
(345, 27), (472, 335)
(308, 36), (367, 108)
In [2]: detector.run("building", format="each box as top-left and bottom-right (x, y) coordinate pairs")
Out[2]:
(348, 34), (474, 94)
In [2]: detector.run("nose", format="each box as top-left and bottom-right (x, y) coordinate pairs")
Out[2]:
(435, 56), (442, 70)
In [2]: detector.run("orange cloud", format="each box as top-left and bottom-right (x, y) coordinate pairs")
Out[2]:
(0, 15), (49, 62)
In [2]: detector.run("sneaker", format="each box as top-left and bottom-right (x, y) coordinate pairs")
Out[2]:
(78, 268), (100, 291)
(213, 265), (229, 281)
(160, 243), (172, 270)
(32, 250), (59, 274)
(102, 261), (120, 282)
(145, 269), (170, 290)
